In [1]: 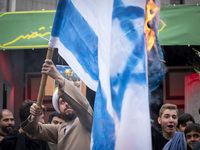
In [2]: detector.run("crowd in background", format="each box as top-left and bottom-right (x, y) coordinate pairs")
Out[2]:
(0, 59), (199, 150)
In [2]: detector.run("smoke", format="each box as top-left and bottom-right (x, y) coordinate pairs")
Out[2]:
(147, 18), (166, 129)
(150, 88), (163, 129)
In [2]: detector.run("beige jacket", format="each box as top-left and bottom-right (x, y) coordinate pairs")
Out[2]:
(21, 79), (93, 150)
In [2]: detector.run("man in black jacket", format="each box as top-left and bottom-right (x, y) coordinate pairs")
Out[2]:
(0, 100), (50, 150)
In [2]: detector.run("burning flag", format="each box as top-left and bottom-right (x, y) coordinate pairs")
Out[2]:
(49, 0), (165, 149)
(144, 0), (166, 91)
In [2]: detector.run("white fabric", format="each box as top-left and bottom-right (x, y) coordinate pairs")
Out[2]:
(52, 89), (60, 113)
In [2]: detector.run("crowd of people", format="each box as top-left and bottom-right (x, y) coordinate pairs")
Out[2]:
(0, 59), (199, 150)
(151, 104), (200, 150)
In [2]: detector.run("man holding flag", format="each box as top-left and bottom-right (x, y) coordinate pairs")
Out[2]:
(21, 59), (93, 150)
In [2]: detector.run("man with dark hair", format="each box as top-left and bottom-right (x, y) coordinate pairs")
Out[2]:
(0, 100), (50, 150)
(177, 113), (195, 133)
(184, 123), (200, 150)
(47, 111), (65, 150)
(48, 111), (64, 125)
(0, 109), (15, 141)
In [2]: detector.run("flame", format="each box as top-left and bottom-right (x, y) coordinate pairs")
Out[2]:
(144, 0), (159, 52)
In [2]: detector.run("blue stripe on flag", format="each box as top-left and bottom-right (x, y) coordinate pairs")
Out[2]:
(92, 84), (116, 150)
(51, 0), (67, 37)
(111, 0), (146, 120)
(51, 0), (99, 83)
(111, 61), (147, 120)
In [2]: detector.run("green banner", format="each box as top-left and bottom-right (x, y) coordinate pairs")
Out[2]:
(158, 5), (200, 45)
(0, 5), (199, 50)
(0, 11), (55, 50)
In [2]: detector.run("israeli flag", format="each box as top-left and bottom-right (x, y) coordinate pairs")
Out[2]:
(49, 0), (152, 149)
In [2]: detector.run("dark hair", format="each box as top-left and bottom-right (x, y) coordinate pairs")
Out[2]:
(0, 109), (13, 120)
(19, 100), (47, 122)
(177, 113), (195, 128)
(19, 100), (35, 122)
(48, 111), (62, 123)
(184, 123), (200, 135)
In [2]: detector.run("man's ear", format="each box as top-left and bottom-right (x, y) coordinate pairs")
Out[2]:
(158, 117), (161, 125)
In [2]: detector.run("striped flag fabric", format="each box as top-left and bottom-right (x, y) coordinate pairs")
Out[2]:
(48, 0), (161, 149)
(49, 0), (99, 91)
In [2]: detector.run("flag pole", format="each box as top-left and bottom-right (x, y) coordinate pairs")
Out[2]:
(36, 46), (54, 107)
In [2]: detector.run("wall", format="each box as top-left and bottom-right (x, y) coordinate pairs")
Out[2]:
(0, 0), (58, 12)
(16, 0), (58, 11)
(185, 0), (200, 4)
(1, 0), (200, 12)
(0, 50), (24, 125)
(160, 0), (200, 5)
(0, 58), (3, 109)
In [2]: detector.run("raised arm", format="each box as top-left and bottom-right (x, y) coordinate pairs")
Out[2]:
(42, 59), (93, 131)
(21, 103), (60, 143)
(42, 59), (65, 87)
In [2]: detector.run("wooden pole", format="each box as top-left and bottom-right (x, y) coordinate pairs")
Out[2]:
(36, 47), (54, 107)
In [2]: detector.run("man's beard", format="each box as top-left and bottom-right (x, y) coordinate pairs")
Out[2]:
(1, 125), (14, 134)
(61, 112), (76, 121)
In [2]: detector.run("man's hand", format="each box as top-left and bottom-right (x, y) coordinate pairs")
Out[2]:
(30, 103), (43, 116)
(30, 103), (44, 121)
(41, 59), (65, 87)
